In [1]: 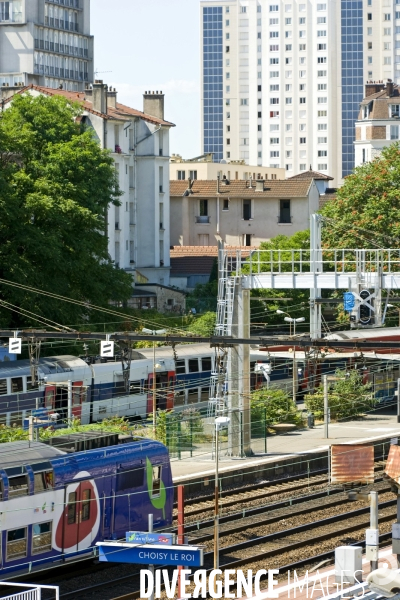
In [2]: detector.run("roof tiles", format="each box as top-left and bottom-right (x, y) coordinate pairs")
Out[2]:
(169, 179), (312, 198)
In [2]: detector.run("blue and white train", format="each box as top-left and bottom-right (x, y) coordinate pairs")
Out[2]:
(0, 436), (173, 577)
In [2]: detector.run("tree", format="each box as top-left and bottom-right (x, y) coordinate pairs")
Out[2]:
(187, 312), (216, 336)
(304, 368), (374, 421)
(250, 387), (303, 432)
(321, 143), (400, 248)
(0, 94), (133, 327)
(242, 230), (311, 329)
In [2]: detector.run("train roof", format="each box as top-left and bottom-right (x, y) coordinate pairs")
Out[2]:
(0, 441), (66, 469)
(0, 355), (88, 377)
(255, 349), (400, 361)
(324, 327), (400, 341)
(136, 343), (215, 361)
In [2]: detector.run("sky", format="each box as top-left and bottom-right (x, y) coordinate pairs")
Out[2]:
(92, 0), (202, 159)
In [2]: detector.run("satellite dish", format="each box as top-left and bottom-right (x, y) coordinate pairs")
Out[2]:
(220, 159), (227, 164)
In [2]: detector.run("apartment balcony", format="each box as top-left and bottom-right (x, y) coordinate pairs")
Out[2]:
(195, 216), (210, 224)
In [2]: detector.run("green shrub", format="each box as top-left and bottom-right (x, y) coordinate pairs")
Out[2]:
(304, 369), (375, 421)
(251, 387), (303, 432)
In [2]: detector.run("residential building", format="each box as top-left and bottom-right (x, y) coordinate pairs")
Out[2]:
(170, 177), (319, 248)
(355, 80), (400, 167)
(170, 152), (285, 180)
(200, 0), (400, 185)
(2, 82), (174, 287)
(0, 0), (93, 91)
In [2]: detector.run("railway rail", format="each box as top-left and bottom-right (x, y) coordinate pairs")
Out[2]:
(41, 485), (396, 600)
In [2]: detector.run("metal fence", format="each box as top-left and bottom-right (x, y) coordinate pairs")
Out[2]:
(0, 582), (59, 600)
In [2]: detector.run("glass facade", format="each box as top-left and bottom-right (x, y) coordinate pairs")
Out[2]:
(341, 0), (363, 177)
(203, 6), (223, 162)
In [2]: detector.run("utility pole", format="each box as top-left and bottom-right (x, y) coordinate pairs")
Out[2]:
(323, 375), (329, 439)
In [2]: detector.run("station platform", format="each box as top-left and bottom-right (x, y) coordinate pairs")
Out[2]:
(171, 411), (400, 487)
(243, 546), (396, 600)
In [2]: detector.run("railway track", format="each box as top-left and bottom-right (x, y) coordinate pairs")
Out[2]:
(50, 487), (396, 600)
(174, 462), (387, 524)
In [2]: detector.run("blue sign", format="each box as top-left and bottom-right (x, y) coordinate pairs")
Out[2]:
(97, 543), (203, 567)
(126, 531), (175, 545)
(343, 292), (355, 312)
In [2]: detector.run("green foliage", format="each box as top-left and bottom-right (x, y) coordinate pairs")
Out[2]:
(321, 143), (400, 249)
(187, 311), (216, 336)
(304, 369), (375, 421)
(186, 280), (218, 313)
(0, 416), (143, 444)
(0, 94), (133, 328)
(250, 387), (303, 429)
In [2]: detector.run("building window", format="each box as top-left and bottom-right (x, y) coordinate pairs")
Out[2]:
(243, 199), (252, 220)
(317, 16), (326, 23)
(300, 137), (306, 144)
(317, 163), (328, 170)
(223, 199), (229, 210)
(285, 97), (292, 104)
(318, 110), (327, 117)
(285, 17), (292, 24)
(299, 44), (306, 51)
(189, 170), (197, 179)
(286, 151), (292, 158)
(391, 125), (399, 139)
(318, 70), (327, 77)
(177, 170), (186, 180)
(270, 17), (278, 24)
(279, 199), (291, 223)
(318, 137), (327, 143)
(299, 97), (306, 104)
(286, 44), (292, 50)
(317, 57), (327, 63)
(384, 27), (391, 35)
(384, 56), (392, 64)
(318, 150), (328, 156)
(200, 199), (208, 217)
(270, 151), (279, 157)
(270, 137), (279, 144)
(384, 13), (391, 20)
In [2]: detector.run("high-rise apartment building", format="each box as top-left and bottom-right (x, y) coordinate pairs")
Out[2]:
(200, 0), (400, 183)
(0, 0), (93, 91)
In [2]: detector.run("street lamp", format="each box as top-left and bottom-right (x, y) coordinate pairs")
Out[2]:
(214, 416), (230, 570)
(276, 313), (305, 403)
(142, 328), (167, 436)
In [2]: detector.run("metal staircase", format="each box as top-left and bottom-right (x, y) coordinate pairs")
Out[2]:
(207, 247), (235, 418)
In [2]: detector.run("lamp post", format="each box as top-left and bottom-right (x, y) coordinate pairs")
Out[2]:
(276, 313), (305, 404)
(142, 328), (167, 436)
(214, 416), (230, 570)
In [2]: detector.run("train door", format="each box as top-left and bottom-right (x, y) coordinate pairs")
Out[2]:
(62, 480), (98, 554)
(72, 381), (84, 420)
(147, 372), (169, 414)
(44, 385), (56, 411)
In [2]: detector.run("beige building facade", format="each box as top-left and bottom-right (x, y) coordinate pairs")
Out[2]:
(170, 153), (285, 181)
(170, 178), (319, 247)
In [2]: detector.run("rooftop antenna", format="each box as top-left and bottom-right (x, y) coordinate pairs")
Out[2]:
(94, 70), (113, 78)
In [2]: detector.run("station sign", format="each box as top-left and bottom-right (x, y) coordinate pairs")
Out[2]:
(97, 542), (203, 567)
(126, 531), (175, 545)
(100, 340), (114, 357)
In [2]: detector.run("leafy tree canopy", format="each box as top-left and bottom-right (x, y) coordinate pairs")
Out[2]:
(0, 94), (133, 328)
(321, 143), (400, 248)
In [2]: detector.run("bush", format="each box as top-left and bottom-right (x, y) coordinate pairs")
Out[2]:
(304, 369), (375, 421)
(251, 387), (303, 433)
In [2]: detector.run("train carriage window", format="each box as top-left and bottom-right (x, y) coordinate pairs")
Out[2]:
(175, 360), (186, 374)
(117, 466), (144, 491)
(130, 381), (142, 394)
(27, 376), (36, 391)
(151, 466), (162, 498)
(32, 465), (54, 493)
(8, 475), (28, 498)
(32, 521), (52, 555)
(0, 379), (7, 395)
(11, 377), (23, 393)
(81, 490), (91, 521)
(7, 527), (27, 560)
(188, 359), (199, 373)
(67, 492), (77, 525)
(201, 357), (212, 372)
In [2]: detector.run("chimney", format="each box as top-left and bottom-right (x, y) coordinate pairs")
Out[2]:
(256, 180), (264, 192)
(107, 87), (117, 109)
(143, 90), (165, 120)
(365, 81), (385, 97)
(92, 80), (107, 114)
(387, 79), (394, 97)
